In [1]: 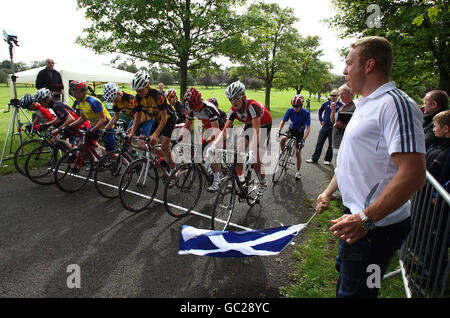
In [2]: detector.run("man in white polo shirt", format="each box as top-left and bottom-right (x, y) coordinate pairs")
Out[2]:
(315, 36), (426, 298)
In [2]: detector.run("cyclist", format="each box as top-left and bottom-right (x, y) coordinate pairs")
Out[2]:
(130, 70), (177, 174)
(33, 88), (91, 132)
(181, 87), (225, 192)
(68, 80), (115, 154)
(19, 93), (55, 132)
(165, 88), (187, 126)
(209, 81), (272, 195)
(277, 95), (311, 180)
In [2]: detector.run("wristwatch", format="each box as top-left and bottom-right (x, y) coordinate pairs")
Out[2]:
(358, 211), (376, 231)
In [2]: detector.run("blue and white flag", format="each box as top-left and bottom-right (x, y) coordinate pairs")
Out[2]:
(178, 224), (306, 257)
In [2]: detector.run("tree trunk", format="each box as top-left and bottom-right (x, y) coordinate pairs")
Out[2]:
(438, 63), (449, 94)
(265, 84), (271, 110)
(179, 58), (188, 98)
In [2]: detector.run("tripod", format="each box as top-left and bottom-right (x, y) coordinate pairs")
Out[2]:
(0, 32), (33, 167)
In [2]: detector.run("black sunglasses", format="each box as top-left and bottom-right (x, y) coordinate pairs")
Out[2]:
(330, 94), (337, 97)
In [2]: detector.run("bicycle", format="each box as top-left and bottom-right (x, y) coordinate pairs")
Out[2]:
(94, 131), (137, 199)
(211, 148), (262, 231)
(13, 125), (46, 176)
(24, 127), (74, 185)
(272, 132), (303, 184)
(118, 139), (175, 213)
(163, 141), (229, 218)
(54, 128), (104, 193)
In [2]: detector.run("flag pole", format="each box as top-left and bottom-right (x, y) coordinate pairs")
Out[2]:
(306, 211), (319, 226)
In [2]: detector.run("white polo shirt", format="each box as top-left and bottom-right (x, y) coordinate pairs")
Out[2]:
(335, 82), (425, 227)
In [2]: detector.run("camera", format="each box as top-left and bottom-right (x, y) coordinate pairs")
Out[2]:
(3, 30), (19, 46)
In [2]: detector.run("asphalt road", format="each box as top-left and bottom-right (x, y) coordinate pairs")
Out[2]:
(0, 112), (336, 298)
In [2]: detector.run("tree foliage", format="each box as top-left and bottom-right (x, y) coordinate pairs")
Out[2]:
(327, 0), (449, 99)
(76, 0), (248, 97)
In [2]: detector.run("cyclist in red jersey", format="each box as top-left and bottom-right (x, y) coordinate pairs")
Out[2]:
(209, 81), (272, 195)
(181, 87), (225, 192)
(19, 93), (55, 131)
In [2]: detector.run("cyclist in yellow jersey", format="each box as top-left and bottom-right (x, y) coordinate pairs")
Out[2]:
(69, 80), (115, 153)
(130, 71), (177, 173)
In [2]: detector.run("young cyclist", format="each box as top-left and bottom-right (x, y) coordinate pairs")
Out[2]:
(130, 70), (177, 174)
(277, 95), (311, 180)
(165, 88), (187, 126)
(68, 80), (115, 154)
(181, 87), (225, 192)
(208, 81), (272, 195)
(19, 93), (55, 131)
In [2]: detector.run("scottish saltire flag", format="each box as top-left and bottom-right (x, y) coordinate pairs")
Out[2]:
(178, 224), (306, 257)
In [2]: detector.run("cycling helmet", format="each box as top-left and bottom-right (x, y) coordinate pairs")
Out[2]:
(19, 94), (35, 109)
(131, 70), (150, 90)
(207, 97), (218, 107)
(225, 81), (245, 100)
(34, 88), (52, 102)
(69, 80), (88, 91)
(165, 88), (177, 100)
(291, 95), (304, 107)
(183, 87), (203, 111)
(103, 82), (120, 103)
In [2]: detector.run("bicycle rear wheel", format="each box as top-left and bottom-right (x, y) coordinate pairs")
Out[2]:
(211, 176), (236, 231)
(164, 163), (203, 218)
(119, 158), (159, 213)
(54, 148), (94, 192)
(94, 150), (131, 199)
(25, 143), (68, 185)
(272, 147), (289, 184)
(14, 139), (42, 176)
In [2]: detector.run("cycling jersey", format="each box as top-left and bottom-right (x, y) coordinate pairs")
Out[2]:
(34, 103), (55, 122)
(174, 100), (187, 125)
(135, 85), (176, 122)
(49, 100), (91, 130)
(112, 91), (152, 123)
(187, 100), (225, 129)
(74, 95), (112, 129)
(283, 107), (311, 132)
(227, 99), (272, 126)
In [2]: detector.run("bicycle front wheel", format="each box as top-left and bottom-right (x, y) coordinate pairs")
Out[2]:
(272, 147), (289, 184)
(94, 151), (132, 199)
(119, 158), (159, 213)
(14, 139), (43, 176)
(25, 143), (68, 185)
(54, 148), (94, 192)
(164, 163), (203, 218)
(211, 176), (236, 231)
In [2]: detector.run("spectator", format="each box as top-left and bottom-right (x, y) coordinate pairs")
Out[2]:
(35, 58), (64, 101)
(315, 36), (426, 298)
(158, 82), (165, 94)
(306, 89), (343, 165)
(423, 90), (449, 148)
(306, 98), (311, 112)
(426, 110), (450, 185)
(330, 84), (356, 150)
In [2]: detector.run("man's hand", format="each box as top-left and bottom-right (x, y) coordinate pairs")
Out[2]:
(329, 214), (367, 245)
(315, 192), (331, 214)
(149, 134), (159, 146)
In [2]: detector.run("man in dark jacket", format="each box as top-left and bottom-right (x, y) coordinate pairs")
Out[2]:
(423, 90), (449, 148)
(35, 58), (64, 101)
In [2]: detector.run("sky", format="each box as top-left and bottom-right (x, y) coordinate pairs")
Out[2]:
(1, 0), (355, 75)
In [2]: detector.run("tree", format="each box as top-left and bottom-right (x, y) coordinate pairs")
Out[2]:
(327, 0), (450, 96)
(275, 35), (333, 96)
(227, 1), (300, 109)
(76, 0), (248, 98)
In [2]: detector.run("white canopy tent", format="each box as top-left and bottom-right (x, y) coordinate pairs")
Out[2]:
(11, 62), (134, 104)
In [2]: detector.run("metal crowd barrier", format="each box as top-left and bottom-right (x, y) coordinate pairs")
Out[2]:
(397, 171), (449, 298)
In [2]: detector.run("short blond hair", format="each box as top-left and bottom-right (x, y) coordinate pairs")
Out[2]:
(433, 110), (450, 128)
(351, 36), (393, 76)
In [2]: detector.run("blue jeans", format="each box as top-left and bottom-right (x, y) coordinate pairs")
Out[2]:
(311, 125), (333, 162)
(335, 207), (411, 298)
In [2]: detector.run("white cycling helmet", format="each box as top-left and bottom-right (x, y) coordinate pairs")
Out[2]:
(103, 82), (120, 103)
(225, 81), (246, 100)
(131, 70), (150, 91)
(33, 88), (52, 102)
